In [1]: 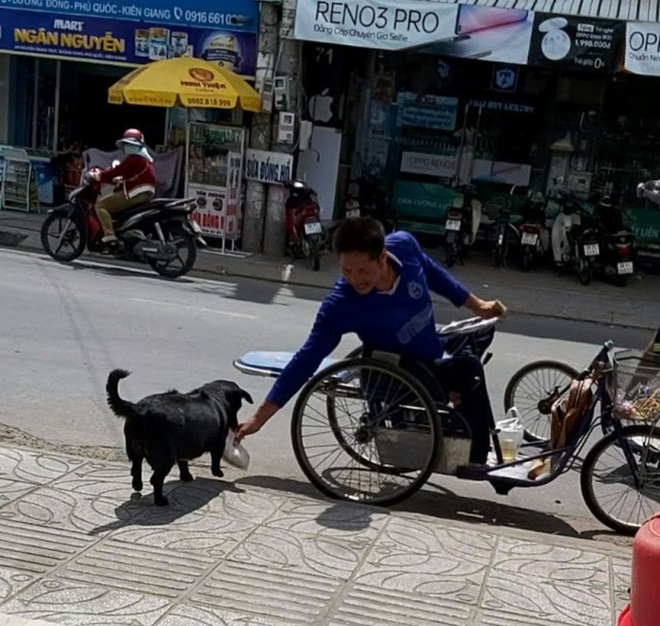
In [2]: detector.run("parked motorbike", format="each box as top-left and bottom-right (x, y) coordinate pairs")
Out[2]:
(40, 162), (205, 279)
(444, 184), (482, 268)
(550, 189), (601, 285)
(518, 192), (547, 272)
(594, 195), (636, 287)
(343, 176), (395, 231)
(284, 179), (322, 271)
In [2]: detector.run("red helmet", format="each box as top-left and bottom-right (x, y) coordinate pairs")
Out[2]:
(117, 128), (145, 149)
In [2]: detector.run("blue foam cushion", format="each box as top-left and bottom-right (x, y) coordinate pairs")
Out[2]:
(236, 351), (337, 375)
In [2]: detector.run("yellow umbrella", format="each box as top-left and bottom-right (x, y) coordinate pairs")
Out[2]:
(108, 57), (261, 112)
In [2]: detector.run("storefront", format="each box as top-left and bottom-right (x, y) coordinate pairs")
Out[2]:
(0, 0), (258, 209)
(292, 0), (660, 257)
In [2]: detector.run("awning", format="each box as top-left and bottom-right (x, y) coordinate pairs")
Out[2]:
(441, 0), (659, 23)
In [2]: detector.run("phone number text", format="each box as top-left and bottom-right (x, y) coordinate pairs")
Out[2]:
(184, 10), (242, 25)
(187, 96), (233, 107)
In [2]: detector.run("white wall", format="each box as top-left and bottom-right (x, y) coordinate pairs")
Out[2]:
(296, 126), (342, 221)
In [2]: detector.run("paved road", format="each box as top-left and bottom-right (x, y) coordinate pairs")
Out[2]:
(0, 248), (651, 539)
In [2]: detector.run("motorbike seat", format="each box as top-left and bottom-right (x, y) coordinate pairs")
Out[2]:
(114, 198), (193, 222)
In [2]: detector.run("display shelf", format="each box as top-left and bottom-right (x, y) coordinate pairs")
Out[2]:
(0, 146), (40, 212)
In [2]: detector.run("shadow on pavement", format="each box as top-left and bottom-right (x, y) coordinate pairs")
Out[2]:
(238, 473), (622, 542)
(88, 477), (243, 536)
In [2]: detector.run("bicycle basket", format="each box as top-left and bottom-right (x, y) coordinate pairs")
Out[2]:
(612, 349), (660, 422)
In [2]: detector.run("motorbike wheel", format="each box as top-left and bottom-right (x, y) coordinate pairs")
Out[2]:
(147, 224), (197, 279)
(520, 248), (533, 272)
(40, 213), (86, 262)
(577, 259), (593, 286)
(445, 242), (457, 268)
(309, 238), (320, 271)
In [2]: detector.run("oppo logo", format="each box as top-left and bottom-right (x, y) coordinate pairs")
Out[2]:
(628, 30), (660, 53)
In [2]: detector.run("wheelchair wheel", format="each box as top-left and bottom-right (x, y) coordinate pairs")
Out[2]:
(291, 357), (441, 507)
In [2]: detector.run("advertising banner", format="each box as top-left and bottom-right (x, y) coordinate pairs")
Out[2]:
(418, 5), (534, 65)
(0, 0), (259, 32)
(625, 22), (660, 76)
(0, 10), (257, 75)
(187, 123), (245, 239)
(396, 92), (458, 131)
(528, 14), (621, 72)
(294, 0), (623, 73)
(293, 0), (459, 51)
(245, 149), (294, 185)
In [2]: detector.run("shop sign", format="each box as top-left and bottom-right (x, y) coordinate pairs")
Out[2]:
(396, 93), (458, 131)
(245, 149), (294, 185)
(625, 22), (660, 76)
(294, 0), (459, 51)
(0, 0), (259, 32)
(468, 99), (535, 114)
(400, 151), (456, 178)
(391, 179), (457, 219)
(187, 123), (246, 239)
(623, 204), (660, 248)
(528, 14), (621, 72)
(0, 9), (257, 75)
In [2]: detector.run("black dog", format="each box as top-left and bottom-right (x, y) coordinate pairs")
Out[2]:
(106, 369), (253, 506)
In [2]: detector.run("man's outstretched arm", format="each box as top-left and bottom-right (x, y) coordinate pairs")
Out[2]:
(234, 298), (344, 443)
(408, 232), (506, 317)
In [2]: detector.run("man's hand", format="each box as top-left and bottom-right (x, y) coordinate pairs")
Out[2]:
(88, 170), (101, 181)
(465, 295), (508, 319)
(234, 415), (266, 444)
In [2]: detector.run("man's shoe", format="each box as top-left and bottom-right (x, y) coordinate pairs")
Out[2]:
(101, 235), (118, 244)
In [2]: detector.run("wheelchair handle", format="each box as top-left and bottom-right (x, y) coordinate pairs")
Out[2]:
(437, 315), (500, 338)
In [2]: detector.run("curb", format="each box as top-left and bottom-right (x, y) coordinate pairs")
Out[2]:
(197, 265), (658, 331)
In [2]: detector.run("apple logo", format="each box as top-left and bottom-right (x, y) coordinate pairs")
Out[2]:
(539, 17), (571, 61)
(308, 88), (334, 123)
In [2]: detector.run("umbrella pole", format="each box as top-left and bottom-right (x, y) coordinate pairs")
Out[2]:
(184, 107), (190, 199)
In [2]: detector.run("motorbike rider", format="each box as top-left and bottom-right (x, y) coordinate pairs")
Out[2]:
(90, 128), (156, 245)
(235, 216), (507, 468)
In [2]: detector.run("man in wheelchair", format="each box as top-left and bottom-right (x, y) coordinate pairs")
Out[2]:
(235, 217), (506, 467)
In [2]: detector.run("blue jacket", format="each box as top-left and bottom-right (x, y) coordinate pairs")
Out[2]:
(267, 231), (470, 407)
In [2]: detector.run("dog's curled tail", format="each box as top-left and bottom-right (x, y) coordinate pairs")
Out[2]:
(106, 369), (136, 420)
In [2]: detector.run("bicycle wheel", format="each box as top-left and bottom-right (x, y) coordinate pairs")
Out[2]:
(291, 357), (441, 507)
(504, 360), (579, 443)
(580, 424), (660, 535)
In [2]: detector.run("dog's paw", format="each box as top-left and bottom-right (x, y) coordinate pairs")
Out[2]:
(212, 467), (224, 478)
(132, 479), (143, 492)
(180, 471), (194, 482)
(154, 495), (169, 506)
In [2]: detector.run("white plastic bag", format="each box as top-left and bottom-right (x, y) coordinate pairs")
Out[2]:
(496, 408), (524, 460)
(223, 429), (250, 470)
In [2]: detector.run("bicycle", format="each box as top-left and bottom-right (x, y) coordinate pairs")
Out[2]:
(234, 319), (660, 535)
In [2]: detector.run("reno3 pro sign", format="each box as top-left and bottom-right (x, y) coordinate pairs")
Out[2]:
(294, 0), (459, 50)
